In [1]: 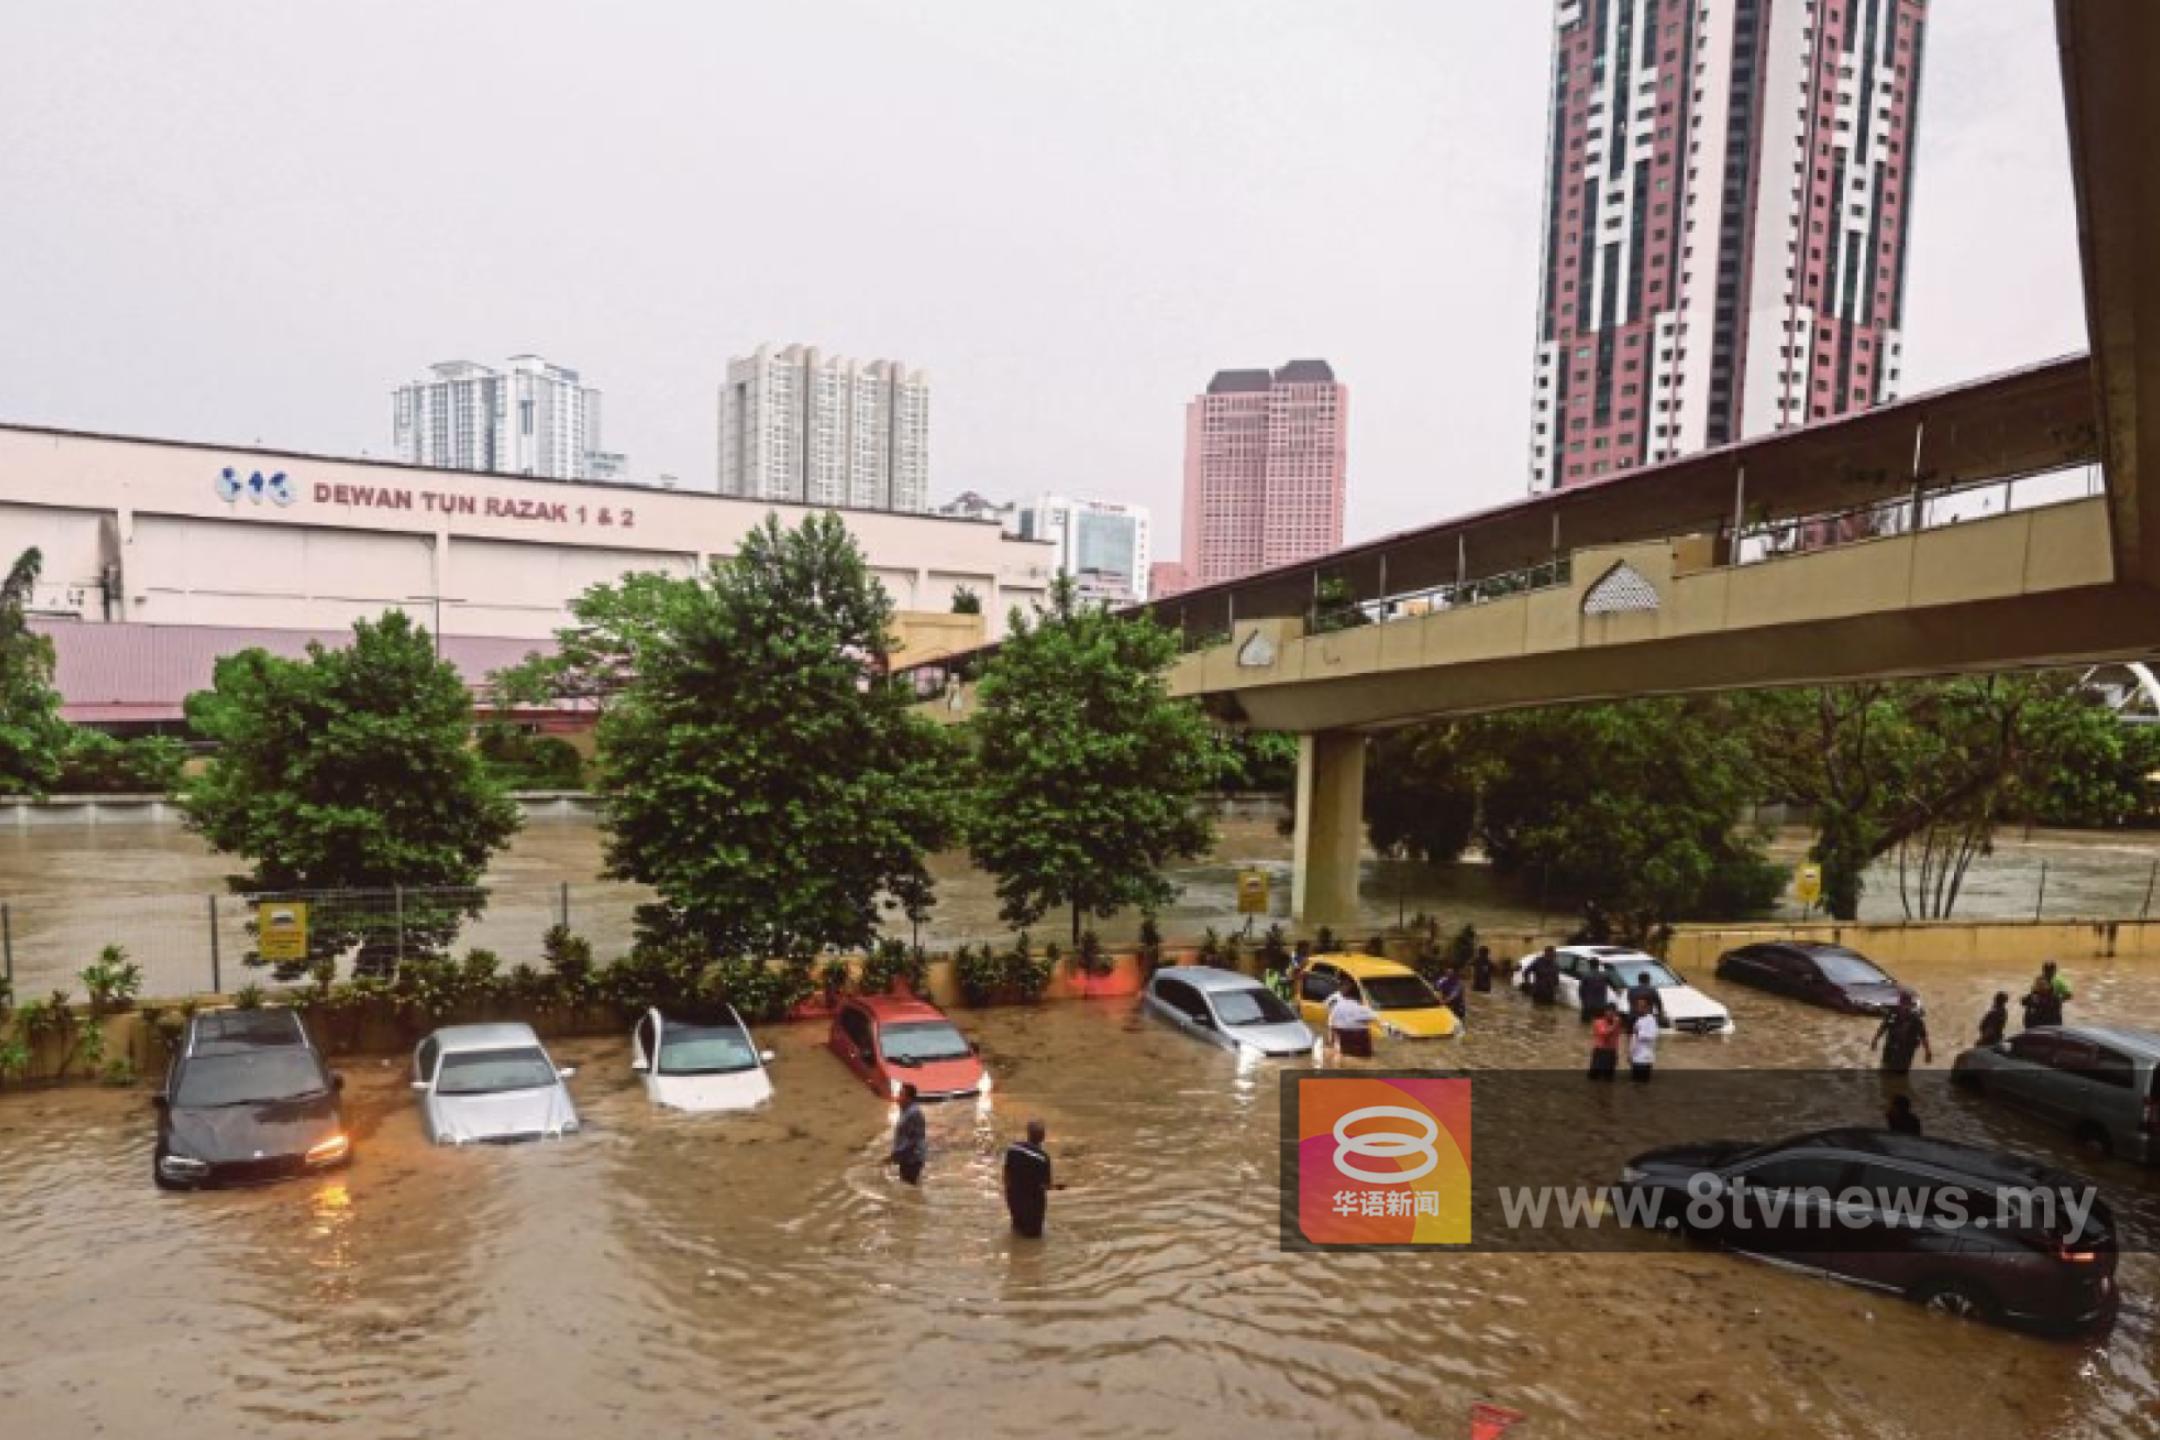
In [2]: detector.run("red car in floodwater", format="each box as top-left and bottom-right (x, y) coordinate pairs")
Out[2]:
(827, 994), (986, 1100)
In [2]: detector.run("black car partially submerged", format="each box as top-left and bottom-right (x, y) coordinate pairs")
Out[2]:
(154, 1007), (350, 1189)
(1714, 941), (1917, 1015)
(1619, 1127), (2117, 1331)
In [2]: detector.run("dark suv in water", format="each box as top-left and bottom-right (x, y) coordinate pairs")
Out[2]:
(154, 1007), (350, 1189)
(1619, 1127), (2117, 1331)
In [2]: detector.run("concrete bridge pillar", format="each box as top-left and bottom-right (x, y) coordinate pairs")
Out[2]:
(1291, 730), (1365, 926)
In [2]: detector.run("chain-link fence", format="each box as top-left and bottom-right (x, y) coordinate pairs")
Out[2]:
(0, 880), (653, 1001)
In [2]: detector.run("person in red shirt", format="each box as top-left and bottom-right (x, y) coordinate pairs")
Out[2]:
(1587, 1003), (1622, 1081)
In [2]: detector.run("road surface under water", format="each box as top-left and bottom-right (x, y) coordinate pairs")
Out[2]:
(7, 813), (2160, 997)
(3, 951), (2159, 1437)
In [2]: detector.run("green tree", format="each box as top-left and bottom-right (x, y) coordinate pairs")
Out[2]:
(585, 513), (957, 960)
(1747, 674), (2142, 919)
(178, 612), (520, 972)
(0, 549), (68, 795)
(52, 731), (187, 795)
(950, 585), (983, 616)
(964, 573), (1228, 945)
(1472, 698), (1783, 932)
(490, 568), (687, 710)
(1219, 729), (1300, 795)
(1364, 725), (1482, 863)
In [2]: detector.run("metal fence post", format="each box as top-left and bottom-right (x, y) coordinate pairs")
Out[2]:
(559, 881), (570, 931)
(2, 902), (12, 992)
(2142, 860), (2158, 921)
(207, 894), (221, 994)
(2034, 862), (2048, 923)
(395, 885), (406, 966)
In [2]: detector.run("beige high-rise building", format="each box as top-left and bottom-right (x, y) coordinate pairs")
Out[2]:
(718, 344), (930, 512)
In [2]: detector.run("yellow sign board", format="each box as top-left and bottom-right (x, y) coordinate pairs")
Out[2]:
(1237, 869), (1270, 915)
(258, 902), (310, 963)
(1794, 864), (1823, 906)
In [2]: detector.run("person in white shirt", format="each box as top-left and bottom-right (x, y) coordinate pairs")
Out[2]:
(1325, 981), (1379, 1059)
(1628, 995), (1660, 1083)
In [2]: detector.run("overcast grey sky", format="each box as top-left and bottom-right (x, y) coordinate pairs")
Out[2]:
(0, 0), (2085, 548)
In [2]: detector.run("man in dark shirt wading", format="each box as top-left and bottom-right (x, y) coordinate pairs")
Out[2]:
(1003, 1118), (1062, 1238)
(888, 1083), (927, 1185)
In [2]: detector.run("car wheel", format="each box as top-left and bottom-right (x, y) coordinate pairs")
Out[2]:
(1914, 1277), (1998, 1323)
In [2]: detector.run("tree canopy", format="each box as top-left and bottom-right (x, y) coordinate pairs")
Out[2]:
(964, 573), (1228, 944)
(178, 612), (520, 970)
(580, 513), (957, 960)
(0, 549), (68, 796)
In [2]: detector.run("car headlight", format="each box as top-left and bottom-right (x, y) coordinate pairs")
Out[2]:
(1382, 1021), (1407, 1038)
(1619, 1165), (1646, 1183)
(305, 1134), (350, 1165)
(888, 1077), (904, 1099)
(158, 1154), (210, 1180)
(978, 1071), (993, 1094)
(557, 1120), (580, 1136)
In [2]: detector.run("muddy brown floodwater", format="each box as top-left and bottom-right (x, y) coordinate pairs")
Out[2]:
(4, 951), (2160, 1438)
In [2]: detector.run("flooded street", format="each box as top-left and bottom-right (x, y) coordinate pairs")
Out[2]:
(5, 950), (2160, 1438)
(7, 811), (2160, 998)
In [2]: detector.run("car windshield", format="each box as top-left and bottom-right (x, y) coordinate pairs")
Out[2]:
(1359, 975), (1443, 1010)
(1213, 987), (1297, 1027)
(436, 1046), (559, 1096)
(1811, 950), (1891, 985)
(1610, 962), (1683, 988)
(881, 1021), (972, 1064)
(659, 1023), (759, 1076)
(174, 1049), (327, 1107)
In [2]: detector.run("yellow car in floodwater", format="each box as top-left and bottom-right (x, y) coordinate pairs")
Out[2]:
(1294, 953), (1461, 1039)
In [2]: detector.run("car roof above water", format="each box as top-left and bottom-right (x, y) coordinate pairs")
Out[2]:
(2046, 1025), (2160, 1058)
(189, 1006), (307, 1055)
(431, 1022), (545, 1053)
(1166, 965), (1267, 994)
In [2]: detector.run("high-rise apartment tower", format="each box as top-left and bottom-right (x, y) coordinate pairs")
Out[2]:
(718, 344), (931, 513)
(1173, 360), (1347, 594)
(1530, 0), (1928, 490)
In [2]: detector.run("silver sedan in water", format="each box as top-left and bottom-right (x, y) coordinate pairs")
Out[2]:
(412, 1022), (581, 1144)
(1143, 966), (1316, 1057)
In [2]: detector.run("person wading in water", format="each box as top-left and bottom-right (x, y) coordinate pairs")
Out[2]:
(1002, 1118), (1064, 1239)
(886, 1083), (927, 1185)
(1871, 993), (1933, 1076)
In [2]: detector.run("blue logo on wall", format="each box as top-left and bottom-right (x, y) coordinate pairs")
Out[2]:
(216, 467), (296, 506)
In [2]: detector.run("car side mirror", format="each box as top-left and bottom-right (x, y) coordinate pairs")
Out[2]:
(557, 1066), (578, 1081)
(331, 1072), (345, 1092)
(759, 1049), (776, 1064)
(630, 1059), (649, 1073)
(1194, 1013), (1216, 1029)
(970, 1041), (982, 1055)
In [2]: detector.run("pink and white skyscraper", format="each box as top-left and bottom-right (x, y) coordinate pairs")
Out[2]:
(1170, 360), (1348, 595)
(1530, 0), (1928, 491)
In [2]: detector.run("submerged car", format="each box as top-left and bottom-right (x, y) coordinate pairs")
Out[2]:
(1618, 1127), (2117, 1331)
(828, 994), (985, 1100)
(1715, 940), (1917, 1015)
(1143, 965), (1316, 1057)
(1952, 1025), (2160, 1164)
(631, 1007), (776, 1113)
(1294, 953), (1461, 1039)
(154, 1006), (349, 1190)
(1519, 945), (1735, 1035)
(412, 1022), (580, 1144)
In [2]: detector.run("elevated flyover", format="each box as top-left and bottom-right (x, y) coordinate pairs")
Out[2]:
(912, 1), (2160, 921)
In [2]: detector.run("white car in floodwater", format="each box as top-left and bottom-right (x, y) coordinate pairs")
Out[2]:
(1518, 946), (1736, 1035)
(631, 1007), (776, 1113)
(412, 1023), (581, 1144)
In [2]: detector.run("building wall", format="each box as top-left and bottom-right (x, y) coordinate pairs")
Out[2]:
(718, 345), (930, 513)
(0, 425), (1050, 649)
(1531, 0), (1928, 491)
(1180, 362), (1347, 589)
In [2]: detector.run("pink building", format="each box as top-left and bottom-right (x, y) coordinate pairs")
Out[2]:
(1530, 0), (1928, 491)
(1177, 360), (1348, 591)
